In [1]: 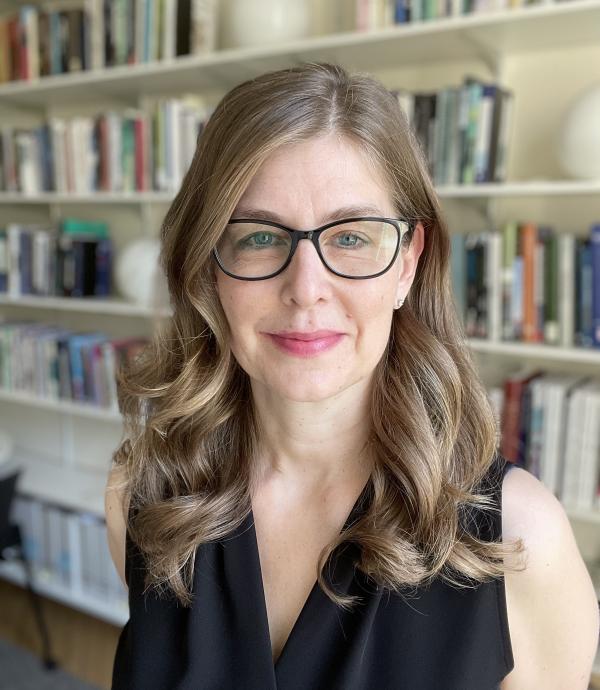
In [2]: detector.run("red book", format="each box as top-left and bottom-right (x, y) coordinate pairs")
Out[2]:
(500, 367), (543, 464)
(520, 222), (538, 343)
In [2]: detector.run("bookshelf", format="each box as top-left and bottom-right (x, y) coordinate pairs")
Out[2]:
(0, 0), (600, 106)
(0, 5), (598, 675)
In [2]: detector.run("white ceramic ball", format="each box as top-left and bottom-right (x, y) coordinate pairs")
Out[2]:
(557, 83), (600, 179)
(115, 239), (162, 307)
(220, 0), (310, 49)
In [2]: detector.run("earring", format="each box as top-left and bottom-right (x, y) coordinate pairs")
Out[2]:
(394, 297), (404, 310)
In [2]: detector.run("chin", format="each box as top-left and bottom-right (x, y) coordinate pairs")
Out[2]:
(263, 373), (348, 403)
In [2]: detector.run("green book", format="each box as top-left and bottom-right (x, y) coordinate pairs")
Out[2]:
(61, 218), (109, 238)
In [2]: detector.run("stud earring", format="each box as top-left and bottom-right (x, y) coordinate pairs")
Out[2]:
(394, 297), (405, 310)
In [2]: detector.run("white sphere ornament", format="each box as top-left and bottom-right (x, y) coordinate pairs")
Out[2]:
(557, 83), (600, 179)
(115, 238), (166, 308)
(220, 0), (311, 49)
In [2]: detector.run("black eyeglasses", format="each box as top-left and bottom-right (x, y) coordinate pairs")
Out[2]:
(212, 216), (415, 281)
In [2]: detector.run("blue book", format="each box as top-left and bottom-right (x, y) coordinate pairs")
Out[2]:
(591, 223), (600, 347)
(576, 239), (593, 347)
(450, 234), (466, 323)
(68, 332), (107, 402)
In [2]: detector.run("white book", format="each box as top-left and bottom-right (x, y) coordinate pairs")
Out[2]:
(15, 132), (38, 194)
(474, 86), (494, 182)
(44, 504), (63, 584)
(58, 508), (70, 587)
(65, 510), (83, 593)
(135, 0), (146, 63)
(7, 224), (21, 298)
(49, 118), (67, 193)
(166, 98), (182, 192)
(558, 233), (575, 348)
(494, 90), (514, 183)
(85, 0), (105, 70)
(29, 499), (49, 578)
(162, 0), (176, 60)
(486, 230), (502, 342)
(561, 381), (595, 507)
(191, 0), (218, 53)
(107, 111), (123, 192)
(578, 385), (600, 510)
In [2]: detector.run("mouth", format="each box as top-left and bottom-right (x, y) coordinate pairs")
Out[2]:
(263, 331), (345, 357)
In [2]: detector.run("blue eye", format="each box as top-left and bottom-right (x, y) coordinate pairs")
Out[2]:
(240, 232), (284, 248)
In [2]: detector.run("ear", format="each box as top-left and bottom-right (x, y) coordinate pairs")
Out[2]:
(395, 221), (425, 304)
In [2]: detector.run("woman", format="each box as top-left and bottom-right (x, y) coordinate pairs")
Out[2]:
(106, 62), (599, 689)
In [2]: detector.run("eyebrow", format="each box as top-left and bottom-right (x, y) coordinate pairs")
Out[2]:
(230, 204), (388, 225)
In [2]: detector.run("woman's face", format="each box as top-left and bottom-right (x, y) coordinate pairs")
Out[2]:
(215, 133), (424, 402)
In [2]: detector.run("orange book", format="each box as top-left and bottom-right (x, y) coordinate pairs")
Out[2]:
(520, 222), (537, 342)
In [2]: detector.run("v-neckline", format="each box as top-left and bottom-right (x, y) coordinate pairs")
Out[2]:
(248, 477), (372, 670)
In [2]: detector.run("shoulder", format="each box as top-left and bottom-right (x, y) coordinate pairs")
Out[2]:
(499, 465), (599, 689)
(104, 464), (130, 590)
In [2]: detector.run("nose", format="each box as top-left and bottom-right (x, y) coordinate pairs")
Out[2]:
(280, 235), (333, 306)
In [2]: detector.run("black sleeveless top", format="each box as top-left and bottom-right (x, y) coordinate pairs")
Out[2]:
(112, 453), (516, 689)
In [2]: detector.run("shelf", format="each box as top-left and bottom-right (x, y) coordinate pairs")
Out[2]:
(2, 448), (109, 518)
(0, 388), (122, 422)
(2, 180), (600, 205)
(468, 338), (600, 365)
(437, 179), (600, 198)
(0, 293), (171, 318)
(0, 559), (127, 627)
(0, 191), (173, 204)
(1, 0), (600, 107)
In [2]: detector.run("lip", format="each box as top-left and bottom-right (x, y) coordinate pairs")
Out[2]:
(264, 332), (345, 357)
(269, 330), (343, 341)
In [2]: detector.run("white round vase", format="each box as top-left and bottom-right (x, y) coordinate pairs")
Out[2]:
(115, 238), (163, 308)
(557, 82), (600, 179)
(220, 0), (311, 49)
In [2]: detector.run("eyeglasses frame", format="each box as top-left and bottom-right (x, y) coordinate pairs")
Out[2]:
(212, 215), (416, 281)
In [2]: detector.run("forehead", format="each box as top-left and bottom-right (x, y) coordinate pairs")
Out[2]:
(235, 134), (395, 221)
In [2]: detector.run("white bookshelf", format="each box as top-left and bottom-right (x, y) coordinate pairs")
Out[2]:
(0, 388), (122, 422)
(0, 0), (599, 106)
(1, 179), (600, 205)
(0, 0), (599, 641)
(0, 292), (170, 318)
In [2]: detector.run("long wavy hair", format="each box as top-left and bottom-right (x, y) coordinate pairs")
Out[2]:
(111, 61), (525, 609)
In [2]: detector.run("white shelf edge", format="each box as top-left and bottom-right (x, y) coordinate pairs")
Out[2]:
(0, 388), (123, 422)
(0, 559), (127, 627)
(0, 293), (171, 318)
(2, 180), (600, 204)
(468, 338), (600, 364)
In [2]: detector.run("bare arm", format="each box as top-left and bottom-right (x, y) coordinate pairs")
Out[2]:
(104, 463), (130, 590)
(501, 467), (600, 690)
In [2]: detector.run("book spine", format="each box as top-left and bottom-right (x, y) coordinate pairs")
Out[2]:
(591, 224), (600, 347)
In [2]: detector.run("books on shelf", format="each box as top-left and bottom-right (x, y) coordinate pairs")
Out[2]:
(391, 75), (514, 185)
(451, 222), (600, 349)
(10, 492), (127, 610)
(490, 367), (600, 511)
(0, 320), (148, 409)
(0, 96), (212, 194)
(355, 0), (553, 28)
(0, 0), (219, 84)
(0, 219), (112, 298)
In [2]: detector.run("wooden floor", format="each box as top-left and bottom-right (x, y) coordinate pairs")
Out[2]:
(0, 579), (122, 690)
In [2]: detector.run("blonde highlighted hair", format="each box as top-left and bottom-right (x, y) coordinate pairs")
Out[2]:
(111, 61), (525, 609)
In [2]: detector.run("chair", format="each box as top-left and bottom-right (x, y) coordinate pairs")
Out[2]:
(0, 467), (57, 670)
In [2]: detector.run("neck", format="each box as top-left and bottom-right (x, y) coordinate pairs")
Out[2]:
(249, 377), (374, 494)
